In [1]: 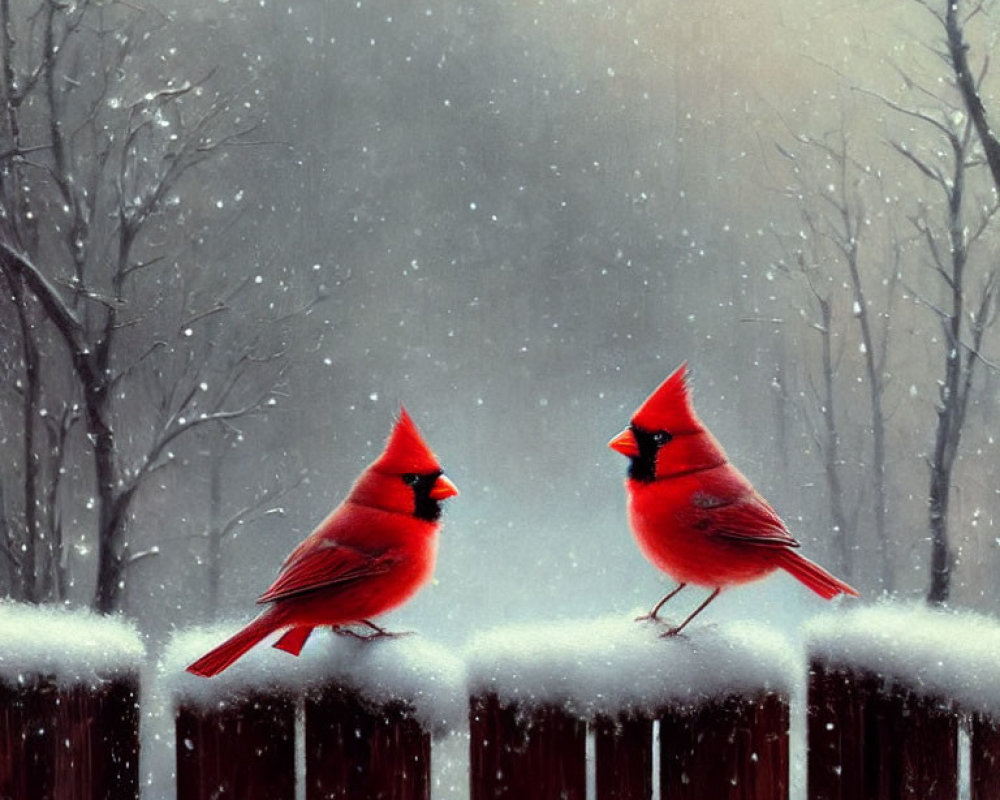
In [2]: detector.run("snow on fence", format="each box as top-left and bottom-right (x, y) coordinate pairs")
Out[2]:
(8, 602), (1000, 799)
(464, 616), (797, 800)
(806, 604), (1000, 800)
(163, 616), (798, 800)
(162, 627), (464, 800)
(0, 603), (145, 800)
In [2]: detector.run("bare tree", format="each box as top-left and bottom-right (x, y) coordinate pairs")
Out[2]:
(772, 235), (854, 579)
(0, 1), (300, 612)
(770, 125), (898, 591)
(0, 0), (86, 603)
(875, 85), (1000, 603)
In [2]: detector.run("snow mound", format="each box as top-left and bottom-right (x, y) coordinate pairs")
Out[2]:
(805, 601), (1000, 713)
(161, 624), (465, 731)
(464, 614), (799, 718)
(0, 602), (144, 688)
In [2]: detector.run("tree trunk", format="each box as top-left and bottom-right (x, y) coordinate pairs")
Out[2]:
(0, 482), (15, 595)
(207, 451), (223, 621)
(2, 270), (41, 603)
(927, 463), (951, 605)
(870, 407), (891, 591)
(927, 399), (957, 605)
(946, 0), (1000, 194)
(88, 390), (126, 615)
(851, 279), (893, 592)
(816, 297), (852, 578)
(926, 115), (970, 607)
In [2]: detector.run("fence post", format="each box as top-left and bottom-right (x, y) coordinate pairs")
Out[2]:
(807, 660), (957, 800)
(659, 691), (789, 800)
(0, 673), (140, 800)
(593, 713), (653, 800)
(0, 605), (144, 800)
(465, 617), (797, 800)
(175, 691), (296, 800)
(304, 684), (430, 800)
(166, 628), (462, 800)
(469, 692), (587, 800)
(806, 662), (873, 799)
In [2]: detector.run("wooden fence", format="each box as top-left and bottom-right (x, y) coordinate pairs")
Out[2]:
(171, 684), (789, 800)
(0, 673), (140, 800)
(6, 611), (1000, 799)
(175, 685), (431, 800)
(171, 665), (1000, 800)
(807, 659), (1000, 800)
(468, 689), (788, 800)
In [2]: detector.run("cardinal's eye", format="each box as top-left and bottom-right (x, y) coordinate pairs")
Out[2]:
(402, 473), (419, 486)
(652, 431), (673, 445)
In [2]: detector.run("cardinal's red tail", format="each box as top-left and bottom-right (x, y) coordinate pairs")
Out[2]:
(187, 611), (282, 678)
(272, 625), (314, 656)
(775, 549), (859, 600)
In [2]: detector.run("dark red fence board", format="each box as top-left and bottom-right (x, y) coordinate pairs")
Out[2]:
(175, 692), (296, 800)
(807, 663), (873, 800)
(304, 685), (430, 800)
(659, 692), (789, 800)
(879, 684), (956, 799)
(593, 713), (653, 800)
(469, 692), (586, 800)
(0, 674), (139, 800)
(807, 661), (958, 800)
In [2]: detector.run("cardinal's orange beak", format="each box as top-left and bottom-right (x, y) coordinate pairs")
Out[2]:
(608, 428), (639, 458)
(429, 474), (459, 500)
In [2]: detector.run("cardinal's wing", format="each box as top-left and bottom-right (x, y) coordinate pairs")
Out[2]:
(257, 540), (395, 604)
(689, 490), (800, 548)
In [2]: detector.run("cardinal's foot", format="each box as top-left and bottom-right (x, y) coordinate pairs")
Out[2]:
(331, 622), (414, 641)
(634, 611), (662, 623)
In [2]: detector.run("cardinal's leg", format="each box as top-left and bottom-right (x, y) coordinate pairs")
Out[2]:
(661, 587), (721, 637)
(331, 620), (413, 641)
(359, 619), (414, 638)
(332, 625), (370, 640)
(636, 583), (687, 622)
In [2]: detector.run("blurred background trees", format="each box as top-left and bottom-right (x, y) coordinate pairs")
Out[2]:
(0, 1), (316, 612)
(1, 0), (1000, 633)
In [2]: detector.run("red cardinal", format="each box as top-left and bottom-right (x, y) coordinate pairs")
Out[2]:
(187, 408), (458, 677)
(609, 363), (858, 636)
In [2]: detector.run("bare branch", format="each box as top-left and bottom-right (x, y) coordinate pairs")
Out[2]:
(855, 85), (956, 140)
(902, 277), (952, 321)
(125, 545), (160, 566)
(215, 471), (307, 543)
(891, 141), (947, 187)
(967, 196), (1000, 246)
(912, 0), (946, 24)
(945, 0), (1000, 192)
(907, 212), (950, 279)
(0, 241), (83, 338)
(180, 302), (228, 332)
(141, 403), (266, 479)
(108, 341), (167, 390)
(121, 254), (169, 280)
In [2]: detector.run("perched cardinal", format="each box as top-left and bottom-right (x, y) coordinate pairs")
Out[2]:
(187, 407), (458, 677)
(609, 363), (858, 636)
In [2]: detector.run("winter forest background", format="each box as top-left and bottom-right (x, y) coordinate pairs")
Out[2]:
(2, 0), (1000, 653)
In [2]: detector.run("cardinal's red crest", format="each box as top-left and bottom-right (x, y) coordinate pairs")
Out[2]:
(372, 407), (442, 474)
(631, 362), (704, 434)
